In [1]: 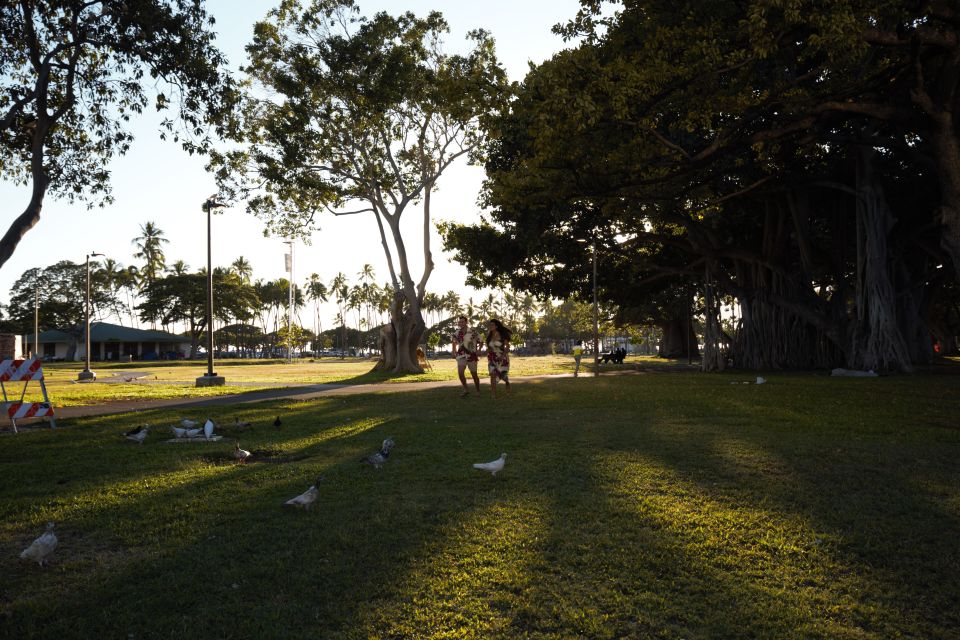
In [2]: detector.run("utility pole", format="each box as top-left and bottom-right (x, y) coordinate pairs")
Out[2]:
(33, 286), (38, 359)
(196, 197), (226, 387)
(285, 240), (295, 364)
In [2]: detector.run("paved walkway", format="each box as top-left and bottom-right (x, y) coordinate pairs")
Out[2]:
(52, 373), (591, 420)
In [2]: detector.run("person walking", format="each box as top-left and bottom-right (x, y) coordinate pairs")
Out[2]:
(485, 318), (512, 398)
(573, 339), (584, 377)
(451, 315), (482, 397)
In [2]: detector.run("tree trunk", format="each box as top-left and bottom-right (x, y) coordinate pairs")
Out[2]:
(930, 116), (960, 283)
(848, 147), (913, 373)
(375, 294), (425, 373)
(658, 314), (698, 359)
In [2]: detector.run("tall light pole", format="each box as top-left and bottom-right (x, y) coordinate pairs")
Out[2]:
(591, 240), (599, 377)
(33, 286), (38, 359)
(78, 252), (103, 381)
(285, 240), (295, 364)
(196, 197), (227, 387)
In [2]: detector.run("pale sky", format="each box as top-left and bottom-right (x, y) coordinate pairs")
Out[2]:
(0, 0), (584, 329)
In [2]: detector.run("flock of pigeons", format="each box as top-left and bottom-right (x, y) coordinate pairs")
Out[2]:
(18, 416), (508, 567)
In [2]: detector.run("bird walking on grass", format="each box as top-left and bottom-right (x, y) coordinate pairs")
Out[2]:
(234, 443), (251, 463)
(181, 419), (198, 429)
(284, 477), (323, 510)
(234, 418), (252, 429)
(473, 453), (507, 476)
(203, 419), (216, 440)
(171, 426), (188, 438)
(361, 438), (395, 469)
(125, 425), (150, 444)
(20, 523), (57, 567)
(273, 416), (282, 428)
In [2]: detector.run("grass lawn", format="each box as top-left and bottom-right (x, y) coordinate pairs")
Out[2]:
(1, 371), (958, 638)
(27, 355), (653, 407)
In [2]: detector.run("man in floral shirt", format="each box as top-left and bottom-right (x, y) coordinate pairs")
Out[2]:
(452, 315), (482, 397)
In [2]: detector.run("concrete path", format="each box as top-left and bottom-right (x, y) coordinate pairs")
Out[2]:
(52, 373), (589, 420)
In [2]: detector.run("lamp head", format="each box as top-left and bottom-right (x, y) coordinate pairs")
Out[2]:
(204, 196), (227, 210)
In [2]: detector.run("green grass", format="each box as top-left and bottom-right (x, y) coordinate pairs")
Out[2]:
(26, 355), (654, 407)
(1, 371), (958, 638)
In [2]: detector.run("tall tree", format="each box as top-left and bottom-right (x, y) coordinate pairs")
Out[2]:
(330, 272), (349, 358)
(213, 0), (508, 373)
(305, 273), (328, 348)
(0, 0), (234, 270)
(132, 221), (169, 287)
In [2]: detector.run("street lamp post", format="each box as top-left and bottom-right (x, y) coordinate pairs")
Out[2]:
(33, 286), (38, 359)
(78, 252), (103, 381)
(196, 197), (227, 387)
(285, 240), (294, 364)
(591, 240), (599, 378)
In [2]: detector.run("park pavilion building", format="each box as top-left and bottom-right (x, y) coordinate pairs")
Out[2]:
(24, 322), (191, 361)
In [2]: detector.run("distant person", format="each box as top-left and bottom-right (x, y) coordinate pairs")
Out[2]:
(573, 340), (584, 377)
(451, 315), (482, 397)
(486, 318), (512, 398)
(416, 345), (433, 371)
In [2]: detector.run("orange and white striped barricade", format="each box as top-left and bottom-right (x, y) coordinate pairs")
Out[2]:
(0, 358), (56, 433)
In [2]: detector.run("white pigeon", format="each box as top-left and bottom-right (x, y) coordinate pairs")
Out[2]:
(284, 477), (323, 510)
(181, 418), (198, 428)
(171, 426), (188, 438)
(234, 443), (251, 463)
(234, 418), (252, 429)
(756, 376), (767, 385)
(203, 419), (215, 440)
(126, 425), (150, 444)
(184, 427), (202, 438)
(20, 523), (57, 566)
(473, 453), (507, 476)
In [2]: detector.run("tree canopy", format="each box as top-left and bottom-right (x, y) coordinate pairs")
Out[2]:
(0, 0), (234, 270)
(443, 0), (960, 371)
(212, 0), (508, 372)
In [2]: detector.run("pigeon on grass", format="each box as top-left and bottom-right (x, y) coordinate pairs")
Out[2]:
(234, 443), (252, 463)
(20, 523), (57, 566)
(181, 419), (198, 429)
(473, 453), (507, 476)
(284, 477), (324, 510)
(273, 416), (282, 428)
(125, 425), (150, 444)
(361, 438), (395, 469)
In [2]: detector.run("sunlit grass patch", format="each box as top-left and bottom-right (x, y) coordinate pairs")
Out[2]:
(0, 371), (958, 638)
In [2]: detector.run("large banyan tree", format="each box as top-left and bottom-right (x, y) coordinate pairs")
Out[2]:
(443, 0), (960, 372)
(212, 0), (507, 373)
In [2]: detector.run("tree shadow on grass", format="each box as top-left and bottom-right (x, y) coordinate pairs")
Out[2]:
(2, 377), (958, 638)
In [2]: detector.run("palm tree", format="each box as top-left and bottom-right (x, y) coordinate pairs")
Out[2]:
(121, 265), (140, 328)
(305, 274), (328, 348)
(98, 258), (127, 324)
(231, 256), (253, 284)
(357, 264), (376, 347)
(167, 259), (190, 276)
(331, 272), (349, 358)
(132, 221), (169, 288)
(348, 284), (363, 354)
(443, 290), (461, 319)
